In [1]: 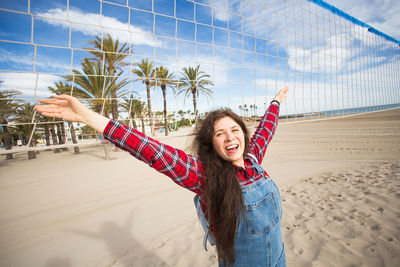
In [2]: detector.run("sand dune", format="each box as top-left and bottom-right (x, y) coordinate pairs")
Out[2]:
(1, 109), (399, 266)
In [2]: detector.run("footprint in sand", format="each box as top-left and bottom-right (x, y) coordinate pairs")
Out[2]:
(362, 198), (371, 204)
(370, 225), (381, 231)
(296, 248), (304, 255)
(295, 214), (302, 220)
(209, 255), (217, 262)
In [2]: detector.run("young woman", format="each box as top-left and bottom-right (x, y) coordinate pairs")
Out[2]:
(35, 86), (289, 266)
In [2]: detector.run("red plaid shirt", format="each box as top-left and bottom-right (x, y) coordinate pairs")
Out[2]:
(103, 104), (280, 198)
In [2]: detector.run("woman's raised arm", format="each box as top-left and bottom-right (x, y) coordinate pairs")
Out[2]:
(34, 94), (110, 133)
(248, 86), (289, 164)
(35, 94), (204, 194)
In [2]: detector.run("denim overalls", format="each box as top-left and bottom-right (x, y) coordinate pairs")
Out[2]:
(195, 155), (286, 267)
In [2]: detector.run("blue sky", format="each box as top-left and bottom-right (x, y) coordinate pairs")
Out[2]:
(0, 0), (398, 118)
(326, 0), (400, 40)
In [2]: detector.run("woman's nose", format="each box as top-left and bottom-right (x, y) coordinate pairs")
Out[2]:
(225, 132), (233, 141)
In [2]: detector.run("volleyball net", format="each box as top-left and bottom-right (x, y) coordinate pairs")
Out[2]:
(0, 0), (399, 154)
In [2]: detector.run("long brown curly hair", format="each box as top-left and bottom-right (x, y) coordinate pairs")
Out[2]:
(193, 109), (250, 266)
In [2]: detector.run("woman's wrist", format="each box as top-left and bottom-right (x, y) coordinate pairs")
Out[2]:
(83, 109), (111, 133)
(270, 100), (280, 106)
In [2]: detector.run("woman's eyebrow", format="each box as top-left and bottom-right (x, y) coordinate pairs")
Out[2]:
(215, 125), (240, 133)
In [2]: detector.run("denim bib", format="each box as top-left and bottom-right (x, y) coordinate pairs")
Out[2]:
(228, 156), (286, 267)
(195, 155), (286, 266)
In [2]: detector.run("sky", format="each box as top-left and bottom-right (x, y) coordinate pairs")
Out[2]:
(0, 0), (398, 119)
(326, 0), (400, 40)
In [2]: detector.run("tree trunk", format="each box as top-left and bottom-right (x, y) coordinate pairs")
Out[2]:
(141, 118), (145, 134)
(56, 123), (63, 144)
(25, 132), (36, 159)
(60, 122), (68, 151)
(111, 92), (118, 120)
(50, 123), (60, 153)
(131, 112), (137, 130)
(162, 86), (168, 136)
(146, 82), (154, 136)
(68, 121), (80, 154)
(2, 121), (13, 159)
(192, 90), (198, 130)
(44, 124), (51, 146)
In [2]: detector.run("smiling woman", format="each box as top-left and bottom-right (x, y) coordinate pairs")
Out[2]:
(34, 86), (288, 266)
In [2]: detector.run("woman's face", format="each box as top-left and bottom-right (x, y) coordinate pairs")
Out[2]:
(212, 116), (245, 168)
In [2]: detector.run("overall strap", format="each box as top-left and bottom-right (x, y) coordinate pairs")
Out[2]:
(247, 153), (265, 174)
(194, 195), (216, 251)
(247, 153), (258, 164)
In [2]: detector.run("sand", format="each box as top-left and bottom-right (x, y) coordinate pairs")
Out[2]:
(0, 109), (399, 267)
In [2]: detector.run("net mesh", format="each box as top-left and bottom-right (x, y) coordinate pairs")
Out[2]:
(0, 0), (399, 152)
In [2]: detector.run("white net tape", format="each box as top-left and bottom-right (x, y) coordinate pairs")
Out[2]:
(0, 0), (399, 153)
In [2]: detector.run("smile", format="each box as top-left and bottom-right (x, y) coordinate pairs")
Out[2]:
(225, 144), (239, 153)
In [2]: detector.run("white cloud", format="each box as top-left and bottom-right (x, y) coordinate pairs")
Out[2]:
(0, 72), (60, 98)
(324, 0), (400, 40)
(212, 0), (229, 22)
(0, 48), (80, 72)
(213, 10), (228, 22)
(287, 45), (351, 74)
(0, 49), (33, 66)
(36, 8), (158, 47)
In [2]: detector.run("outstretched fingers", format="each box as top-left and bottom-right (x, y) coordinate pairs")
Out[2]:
(35, 104), (61, 112)
(282, 86), (289, 98)
(53, 94), (76, 101)
(40, 111), (64, 119)
(38, 98), (68, 105)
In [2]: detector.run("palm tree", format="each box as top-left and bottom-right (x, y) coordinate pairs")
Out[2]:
(36, 113), (53, 150)
(120, 94), (139, 129)
(153, 66), (176, 136)
(65, 58), (129, 117)
(243, 104), (248, 118)
(238, 105), (243, 117)
(86, 34), (131, 120)
(0, 88), (22, 159)
(132, 58), (155, 135)
(120, 95), (148, 133)
(178, 109), (184, 119)
(177, 65), (214, 128)
(249, 104), (257, 117)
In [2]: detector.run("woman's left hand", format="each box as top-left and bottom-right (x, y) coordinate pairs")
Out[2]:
(274, 86), (289, 104)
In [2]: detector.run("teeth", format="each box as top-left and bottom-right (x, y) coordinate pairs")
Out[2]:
(226, 145), (238, 150)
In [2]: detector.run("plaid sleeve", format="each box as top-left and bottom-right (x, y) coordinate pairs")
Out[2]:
(103, 120), (204, 195)
(248, 104), (280, 164)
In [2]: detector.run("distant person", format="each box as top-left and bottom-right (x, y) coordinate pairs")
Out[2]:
(35, 86), (289, 267)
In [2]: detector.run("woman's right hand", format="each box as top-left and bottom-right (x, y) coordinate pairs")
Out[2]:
(35, 94), (89, 123)
(35, 95), (110, 133)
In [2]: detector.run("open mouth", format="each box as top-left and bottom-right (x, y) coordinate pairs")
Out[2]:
(225, 144), (239, 153)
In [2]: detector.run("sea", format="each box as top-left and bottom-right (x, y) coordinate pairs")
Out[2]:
(280, 103), (400, 120)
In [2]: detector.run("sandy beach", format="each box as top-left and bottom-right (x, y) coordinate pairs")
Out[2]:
(1, 109), (399, 267)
